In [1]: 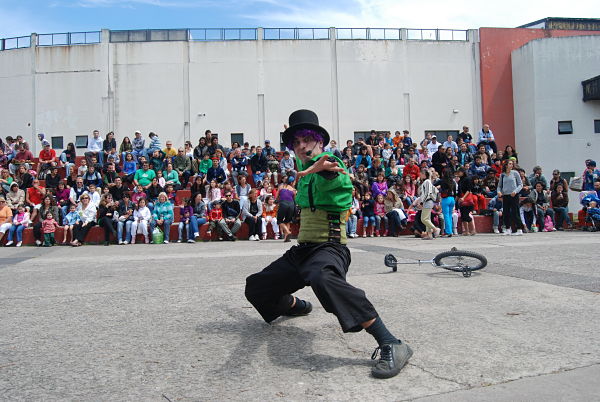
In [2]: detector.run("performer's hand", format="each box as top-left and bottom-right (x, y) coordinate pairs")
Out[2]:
(297, 155), (347, 179)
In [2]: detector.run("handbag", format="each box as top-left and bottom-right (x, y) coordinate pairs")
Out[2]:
(544, 215), (555, 231)
(569, 176), (583, 192)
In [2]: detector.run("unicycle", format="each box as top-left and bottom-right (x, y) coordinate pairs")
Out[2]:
(384, 247), (487, 277)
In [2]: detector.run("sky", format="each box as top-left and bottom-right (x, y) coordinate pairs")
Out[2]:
(0, 0), (598, 38)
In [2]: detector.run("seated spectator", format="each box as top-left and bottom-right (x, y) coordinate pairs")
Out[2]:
(130, 131), (145, 161)
(469, 155), (490, 179)
(250, 146), (268, 186)
(443, 135), (458, 154)
(77, 159), (88, 177)
(163, 162), (181, 191)
(474, 144), (490, 165)
(487, 195), (503, 234)
(520, 198), (537, 232)
(551, 183), (570, 230)
(219, 191), (241, 240)
(189, 193), (207, 240)
(71, 192), (97, 246)
(206, 158), (227, 185)
(261, 195), (280, 240)
(0, 196), (14, 242)
(163, 140), (177, 161)
(117, 193), (135, 244)
(130, 198), (151, 244)
(385, 159), (401, 183)
(549, 169), (568, 192)
(173, 148), (193, 189)
(149, 148), (166, 173)
(45, 167), (61, 190)
(483, 170), (498, 197)
(477, 124), (498, 154)
(235, 175), (252, 205)
(582, 160), (599, 191)
(456, 143), (474, 167)
(146, 178), (163, 210)
(371, 173), (388, 199)
(528, 166), (548, 190)
(150, 192), (174, 244)
(26, 179), (45, 222)
(355, 146), (372, 170)
(586, 200), (600, 231)
(402, 158), (420, 181)
(470, 177), (487, 213)
(62, 203), (80, 244)
(431, 145), (449, 176)
(55, 181), (70, 210)
(83, 165), (103, 189)
(530, 182), (555, 231)
(10, 143), (35, 175)
(5, 204), (30, 247)
(86, 183), (101, 207)
(5, 181), (25, 212)
(178, 199), (194, 243)
(242, 189), (263, 241)
(118, 136), (133, 163)
(266, 154), (280, 186)
(15, 164), (33, 190)
(85, 130), (104, 167)
(368, 158), (385, 184)
(133, 161), (156, 191)
(37, 142), (57, 177)
(144, 132), (162, 160)
(97, 194), (118, 246)
(230, 148), (249, 186)
(32, 195), (61, 246)
(361, 191), (376, 237)
(518, 169), (532, 197)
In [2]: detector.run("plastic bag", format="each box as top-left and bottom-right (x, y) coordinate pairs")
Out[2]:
(152, 227), (164, 244)
(569, 176), (583, 192)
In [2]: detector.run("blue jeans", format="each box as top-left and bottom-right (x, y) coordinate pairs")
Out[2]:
(150, 218), (173, 241)
(253, 172), (266, 184)
(117, 220), (132, 242)
(363, 215), (376, 228)
(8, 224), (25, 242)
(60, 153), (75, 176)
(441, 196), (455, 235)
(190, 216), (207, 236)
(553, 207), (570, 228)
(346, 214), (357, 235)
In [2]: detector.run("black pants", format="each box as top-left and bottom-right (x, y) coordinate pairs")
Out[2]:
(33, 222), (43, 241)
(245, 216), (262, 237)
(245, 242), (378, 333)
(73, 221), (96, 242)
(99, 217), (117, 241)
(386, 211), (402, 235)
(502, 194), (523, 231)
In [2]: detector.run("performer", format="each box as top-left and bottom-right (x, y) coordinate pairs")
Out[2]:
(245, 109), (412, 379)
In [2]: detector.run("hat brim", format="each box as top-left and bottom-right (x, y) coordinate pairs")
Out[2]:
(282, 123), (330, 149)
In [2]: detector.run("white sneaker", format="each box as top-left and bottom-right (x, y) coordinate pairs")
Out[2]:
(453, 229), (458, 236)
(35, 240), (42, 246)
(163, 240), (169, 244)
(177, 239), (182, 243)
(254, 235), (260, 241)
(118, 240), (123, 245)
(194, 232), (200, 238)
(187, 239), (195, 243)
(512, 229), (523, 236)
(16, 241), (22, 247)
(5, 241), (13, 246)
(493, 227), (499, 234)
(502, 228), (511, 235)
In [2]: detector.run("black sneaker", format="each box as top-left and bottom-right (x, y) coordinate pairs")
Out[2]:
(371, 341), (413, 379)
(283, 299), (313, 317)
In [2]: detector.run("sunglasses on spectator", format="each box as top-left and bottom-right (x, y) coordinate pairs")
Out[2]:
(225, 194), (232, 197)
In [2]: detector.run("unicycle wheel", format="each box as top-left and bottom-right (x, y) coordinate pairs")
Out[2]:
(433, 250), (487, 275)
(384, 254), (398, 272)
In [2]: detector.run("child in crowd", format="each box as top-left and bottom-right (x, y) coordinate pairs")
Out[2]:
(198, 153), (212, 177)
(261, 195), (279, 240)
(77, 159), (88, 176)
(87, 183), (100, 207)
(62, 203), (81, 244)
(266, 154), (280, 186)
(156, 170), (166, 188)
(374, 193), (388, 237)
(165, 183), (177, 205)
(178, 199), (194, 243)
(586, 200), (600, 231)
(42, 211), (60, 247)
(346, 187), (361, 238)
(361, 191), (376, 237)
(487, 195), (503, 234)
(131, 198), (151, 244)
(207, 179), (221, 207)
(122, 152), (137, 183)
(131, 184), (146, 205)
(206, 200), (223, 239)
(371, 173), (388, 199)
(520, 198), (537, 232)
(5, 205), (30, 247)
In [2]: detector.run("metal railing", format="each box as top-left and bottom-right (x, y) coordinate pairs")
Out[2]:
(0, 35), (31, 51)
(263, 28), (330, 40)
(189, 28), (257, 41)
(337, 28), (468, 41)
(37, 31), (101, 46)
(1, 27), (470, 51)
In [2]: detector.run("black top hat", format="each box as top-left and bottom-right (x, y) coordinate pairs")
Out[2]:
(282, 109), (330, 149)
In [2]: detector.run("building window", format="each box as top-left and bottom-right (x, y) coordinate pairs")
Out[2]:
(51, 136), (63, 150)
(558, 121), (573, 135)
(231, 133), (244, 147)
(279, 132), (286, 151)
(75, 135), (88, 148)
(594, 120), (600, 134)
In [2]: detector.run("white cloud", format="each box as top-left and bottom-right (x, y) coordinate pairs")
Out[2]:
(242, 0), (600, 29)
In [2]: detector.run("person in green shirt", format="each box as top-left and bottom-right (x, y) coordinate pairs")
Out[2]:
(133, 161), (156, 190)
(245, 110), (412, 380)
(163, 162), (181, 190)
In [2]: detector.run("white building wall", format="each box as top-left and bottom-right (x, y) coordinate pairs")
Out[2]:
(0, 30), (481, 154)
(512, 35), (600, 211)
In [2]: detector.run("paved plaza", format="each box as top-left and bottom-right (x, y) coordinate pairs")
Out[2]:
(1, 232), (599, 401)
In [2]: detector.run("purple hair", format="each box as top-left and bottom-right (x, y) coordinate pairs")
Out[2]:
(286, 128), (324, 150)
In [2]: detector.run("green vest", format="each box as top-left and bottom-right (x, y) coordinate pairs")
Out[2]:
(295, 152), (353, 213)
(295, 152), (353, 245)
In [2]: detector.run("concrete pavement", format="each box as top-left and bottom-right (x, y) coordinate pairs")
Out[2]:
(1, 232), (599, 401)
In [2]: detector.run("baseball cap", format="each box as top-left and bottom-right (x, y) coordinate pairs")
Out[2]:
(587, 160), (596, 167)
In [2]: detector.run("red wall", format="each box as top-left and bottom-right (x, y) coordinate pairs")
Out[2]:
(479, 27), (600, 149)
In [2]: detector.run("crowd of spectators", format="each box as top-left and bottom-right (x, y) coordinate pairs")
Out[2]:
(0, 124), (598, 247)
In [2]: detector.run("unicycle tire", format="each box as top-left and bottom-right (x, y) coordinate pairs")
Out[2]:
(433, 250), (487, 272)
